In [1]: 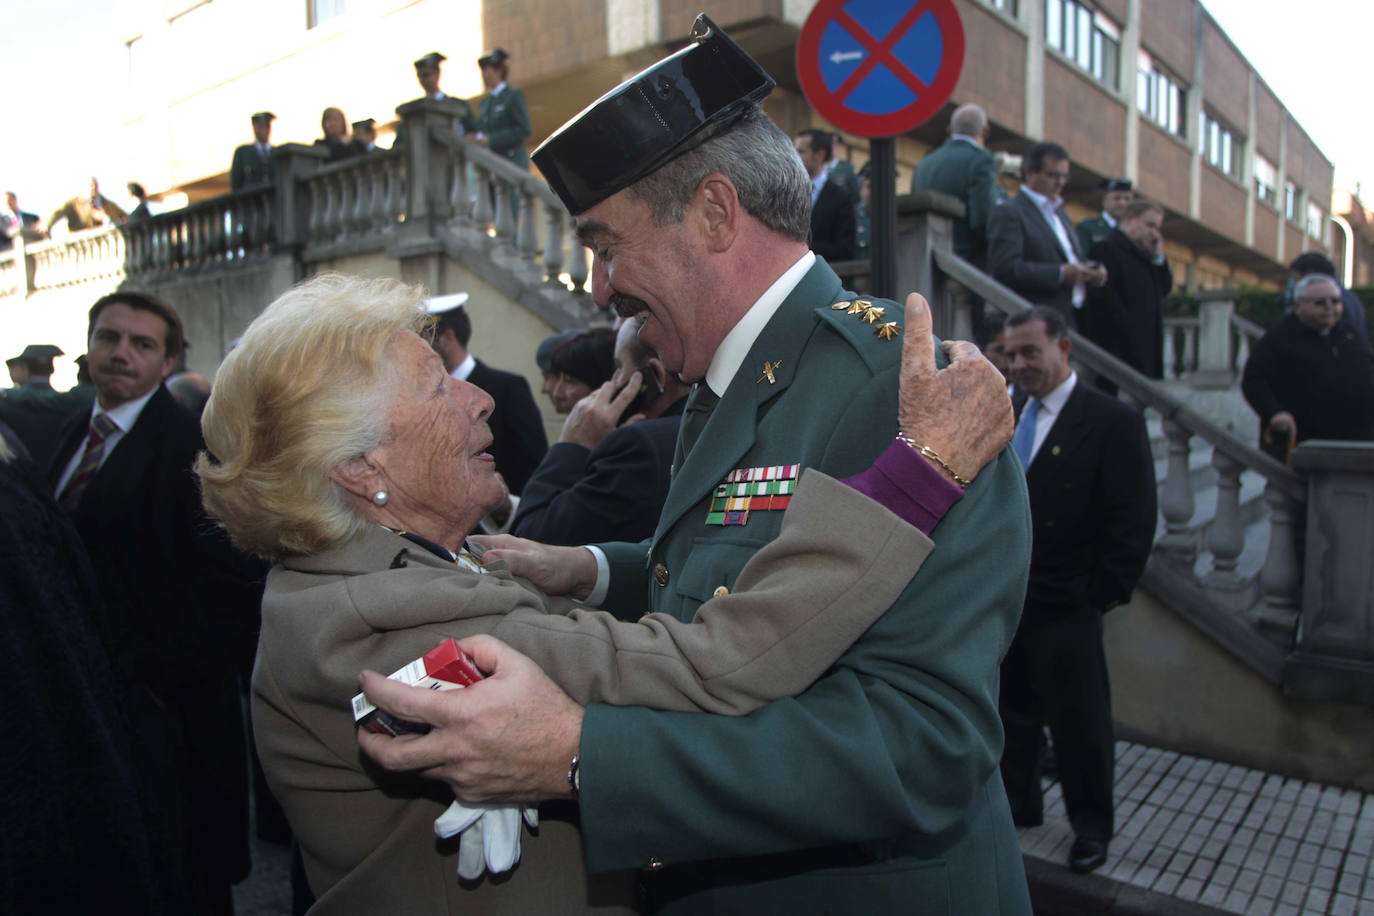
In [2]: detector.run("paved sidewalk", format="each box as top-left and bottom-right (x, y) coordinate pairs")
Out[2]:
(1020, 741), (1374, 915)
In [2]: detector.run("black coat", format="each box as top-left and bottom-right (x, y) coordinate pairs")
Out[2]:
(809, 179), (856, 262)
(1084, 228), (1173, 379)
(1021, 382), (1157, 617)
(510, 404), (683, 546)
(1241, 312), (1374, 445)
(48, 385), (266, 894)
(467, 359), (548, 496)
(988, 192), (1084, 321)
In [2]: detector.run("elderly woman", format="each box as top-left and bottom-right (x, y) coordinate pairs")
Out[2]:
(197, 275), (1010, 914)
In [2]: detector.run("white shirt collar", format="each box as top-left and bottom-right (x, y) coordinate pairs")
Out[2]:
(950, 133), (982, 147)
(810, 171), (827, 205)
(490, 82), (507, 96)
(704, 251), (816, 396)
(1102, 212), (1117, 228)
(1020, 184), (1061, 212)
(450, 353), (476, 382)
(1037, 370), (1077, 417)
(94, 384), (160, 433)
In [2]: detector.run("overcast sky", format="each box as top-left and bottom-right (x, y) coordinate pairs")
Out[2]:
(2, 0), (1369, 214)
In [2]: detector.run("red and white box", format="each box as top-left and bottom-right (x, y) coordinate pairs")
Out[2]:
(351, 639), (485, 736)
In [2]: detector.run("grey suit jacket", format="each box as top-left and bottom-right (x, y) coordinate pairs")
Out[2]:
(988, 191), (1083, 318)
(253, 470), (932, 914)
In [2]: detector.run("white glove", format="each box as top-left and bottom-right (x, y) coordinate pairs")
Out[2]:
(435, 799), (539, 880)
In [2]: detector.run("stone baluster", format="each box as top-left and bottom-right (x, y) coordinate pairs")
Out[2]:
(471, 164), (493, 231)
(1156, 418), (1197, 561)
(1253, 481), (1301, 638)
(542, 204), (565, 282)
(568, 240), (589, 293)
(1236, 332), (1250, 371)
(1182, 325), (1198, 375)
(1163, 326), (1178, 379)
(450, 157), (469, 220)
(349, 167), (367, 236)
(1204, 450), (1244, 585)
(493, 180), (516, 242)
(1194, 290), (1237, 387)
(517, 189), (538, 257)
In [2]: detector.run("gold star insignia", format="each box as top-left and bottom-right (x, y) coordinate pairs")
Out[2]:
(756, 360), (782, 384)
(875, 322), (901, 340)
(861, 304), (886, 324)
(846, 299), (870, 315)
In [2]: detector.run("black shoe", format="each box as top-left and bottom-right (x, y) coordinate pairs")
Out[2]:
(1069, 837), (1108, 873)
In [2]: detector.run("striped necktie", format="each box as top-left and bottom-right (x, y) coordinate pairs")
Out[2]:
(59, 412), (118, 511)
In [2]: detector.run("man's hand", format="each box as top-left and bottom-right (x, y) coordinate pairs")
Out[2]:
(1085, 262), (1109, 287)
(1266, 411), (1297, 444)
(357, 635), (584, 803)
(1063, 262), (1106, 287)
(897, 294), (1014, 485)
(467, 534), (598, 598)
(559, 370), (644, 449)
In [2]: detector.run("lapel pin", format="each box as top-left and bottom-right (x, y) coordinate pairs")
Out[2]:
(1052, 445), (1061, 456)
(757, 360), (782, 384)
(875, 322), (901, 340)
(831, 301), (851, 310)
(846, 299), (870, 316)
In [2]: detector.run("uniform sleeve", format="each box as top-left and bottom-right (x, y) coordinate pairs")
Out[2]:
(966, 152), (996, 237)
(485, 88), (531, 158)
(1087, 405), (1157, 610)
(493, 470), (932, 715)
(577, 449), (1028, 872)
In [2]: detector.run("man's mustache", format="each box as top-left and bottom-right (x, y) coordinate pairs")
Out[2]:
(610, 293), (649, 319)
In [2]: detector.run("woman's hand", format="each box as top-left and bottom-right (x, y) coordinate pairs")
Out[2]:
(897, 294), (1014, 486)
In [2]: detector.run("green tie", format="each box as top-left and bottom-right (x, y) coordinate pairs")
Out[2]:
(675, 383), (720, 467)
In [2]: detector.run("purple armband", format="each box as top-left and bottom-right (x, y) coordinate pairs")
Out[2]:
(842, 441), (963, 536)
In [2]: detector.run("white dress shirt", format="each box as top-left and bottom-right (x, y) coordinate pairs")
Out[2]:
(54, 386), (160, 495)
(449, 352), (477, 382)
(1020, 184), (1084, 308)
(1024, 371), (1077, 466)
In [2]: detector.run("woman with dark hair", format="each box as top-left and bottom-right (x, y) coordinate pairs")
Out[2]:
(474, 48), (531, 171)
(547, 326), (615, 413)
(315, 107), (358, 163)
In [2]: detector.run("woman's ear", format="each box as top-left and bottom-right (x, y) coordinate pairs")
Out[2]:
(330, 453), (382, 502)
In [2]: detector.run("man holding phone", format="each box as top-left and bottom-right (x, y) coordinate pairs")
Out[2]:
(510, 320), (688, 545)
(988, 141), (1108, 328)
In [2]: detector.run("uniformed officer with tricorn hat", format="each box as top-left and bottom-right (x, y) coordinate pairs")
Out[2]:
(359, 15), (1032, 913)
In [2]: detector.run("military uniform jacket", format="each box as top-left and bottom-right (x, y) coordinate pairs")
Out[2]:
(253, 470), (932, 914)
(1075, 215), (1114, 257)
(230, 143), (274, 190)
(478, 86), (531, 170)
(0, 378), (84, 468)
(911, 137), (997, 266)
(586, 259), (1034, 914)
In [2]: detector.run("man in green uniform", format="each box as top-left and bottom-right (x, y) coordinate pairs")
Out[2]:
(474, 48), (531, 170)
(229, 111), (276, 191)
(358, 16), (1033, 914)
(0, 345), (81, 466)
(912, 103), (997, 269)
(1075, 177), (1134, 256)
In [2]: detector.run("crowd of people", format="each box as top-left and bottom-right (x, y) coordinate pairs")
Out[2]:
(3, 14), (1372, 916)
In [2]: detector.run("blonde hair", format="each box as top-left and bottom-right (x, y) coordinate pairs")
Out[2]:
(197, 274), (432, 559)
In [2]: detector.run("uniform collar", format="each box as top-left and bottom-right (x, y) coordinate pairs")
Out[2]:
(704, 251), (815, 396)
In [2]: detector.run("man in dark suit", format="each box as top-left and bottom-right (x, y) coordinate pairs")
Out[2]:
(512, 319), (688, 545)
(230, 111), (276, 191)
(793, 128), (855, 261)
(1084, 199), (1172, 385)
(1, 190), (44, 249)
(988, 142), (1106, 326)
(912, 103), (997, 268)
(1000, 306), (1156, 874)
(49, 291), (264, 915)
(425, 293), (547, 497)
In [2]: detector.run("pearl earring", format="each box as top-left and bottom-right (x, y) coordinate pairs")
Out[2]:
(372, 491), (389, 506)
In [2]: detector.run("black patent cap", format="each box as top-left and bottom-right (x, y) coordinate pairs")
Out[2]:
(478, 48), (509, 68)
(19, 344), (64, 360)
(1099, 177), (1133, 192)
(532, 14), (775, 215)
(415, 52), (446, 69)
(251, 111), (275, 122)
(352, 118), (376, 130)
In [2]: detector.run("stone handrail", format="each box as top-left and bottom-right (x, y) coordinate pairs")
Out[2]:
(124, 187), (275, 276)
(24, 225), (125, 292)
(930, 242), (1311, 683)
(301, 148), (405, 256)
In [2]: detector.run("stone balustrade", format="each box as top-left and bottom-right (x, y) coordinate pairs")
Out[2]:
(124, 188), (275, 277)
(23, 225), (125, 292)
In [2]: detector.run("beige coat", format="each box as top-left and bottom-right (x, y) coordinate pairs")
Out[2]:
(253, 470), (933, 915)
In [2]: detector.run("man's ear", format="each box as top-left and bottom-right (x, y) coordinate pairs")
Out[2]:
(330, 453), (383, 502)
(695, 174), (740, 253)
(647, 357), (670, 392)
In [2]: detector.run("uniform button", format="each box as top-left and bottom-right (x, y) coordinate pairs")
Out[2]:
(713, 585), (729, 597)
(645, 857), (664, 871)
(653, 563), (669, 587)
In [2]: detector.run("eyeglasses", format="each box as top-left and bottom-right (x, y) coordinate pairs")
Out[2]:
(1300, 296), (1342, 308)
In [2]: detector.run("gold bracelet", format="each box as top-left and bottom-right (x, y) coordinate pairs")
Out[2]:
(896, 433), (971, 489)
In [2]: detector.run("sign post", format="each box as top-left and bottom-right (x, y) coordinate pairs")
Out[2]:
(796, 0), (965, 300)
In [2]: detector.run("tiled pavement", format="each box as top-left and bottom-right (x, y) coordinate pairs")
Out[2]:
(1020, 741), (1374, 915)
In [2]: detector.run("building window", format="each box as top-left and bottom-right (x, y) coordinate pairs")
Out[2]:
(1045, 1), (1120, 90)
(982, 0), (1019, 15)
(1200, 111), (1239, 179)
(1306, 202), (1325, 241)
(308, 0), (345, 28)
(1137, 53), (1186, 138)
(1253, 155), (1277, 206)
(1284, 181), (1299, 222)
